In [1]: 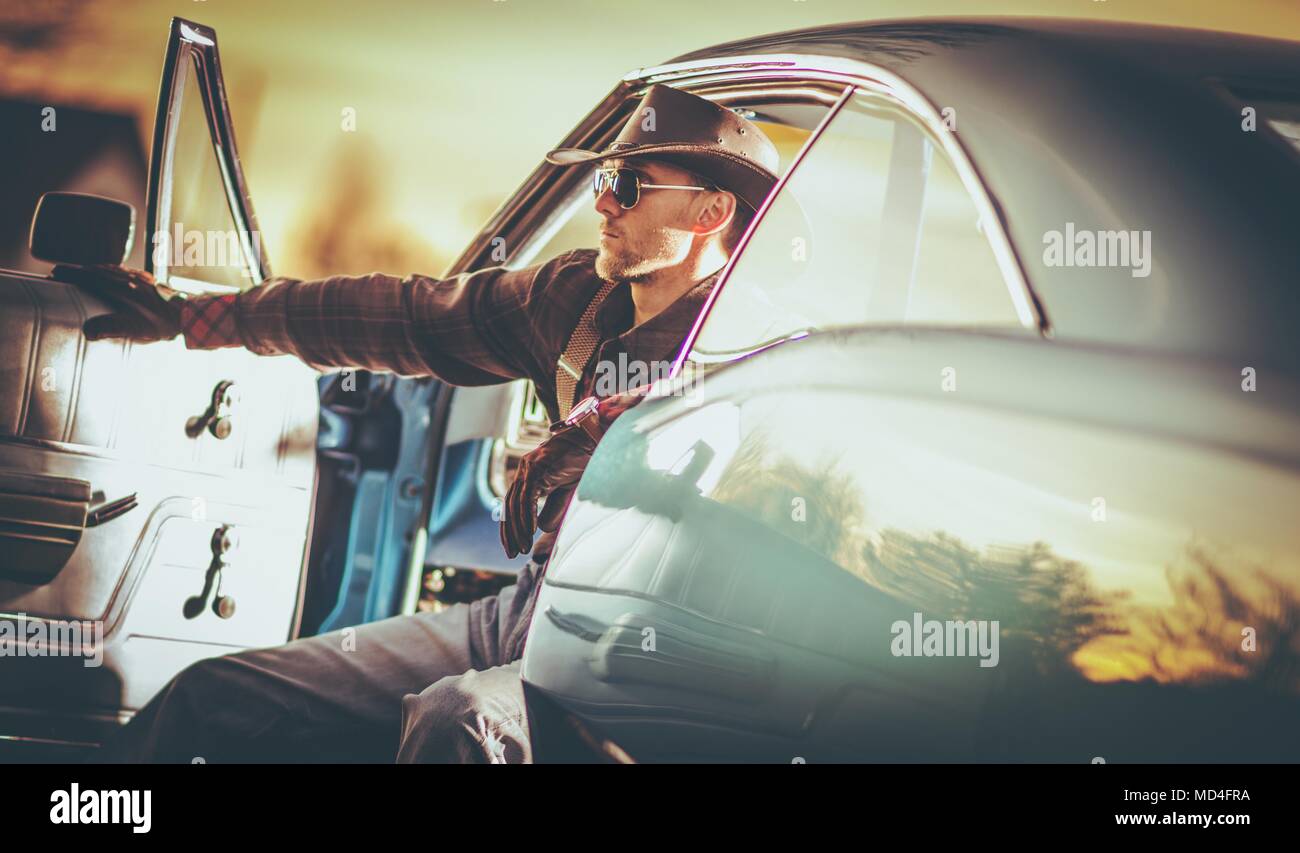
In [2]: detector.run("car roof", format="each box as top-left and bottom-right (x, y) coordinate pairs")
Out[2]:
(667, 19), (1300, 369)
(669, 17), (1300, 99)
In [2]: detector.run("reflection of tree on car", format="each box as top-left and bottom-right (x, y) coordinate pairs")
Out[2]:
(522, 18), (1300, 763)
(554, 389), (1300, 761)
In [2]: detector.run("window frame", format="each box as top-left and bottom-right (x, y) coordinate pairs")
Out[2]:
(686, 84), (1034, 364)
(651, 54), (1048, 378)
(145, 19), (270, 291)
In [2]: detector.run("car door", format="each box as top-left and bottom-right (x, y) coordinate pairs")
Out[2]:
(527, 328), (1300, 763)
(520, 81), (1300, 762)
(0, 17), (320, 759)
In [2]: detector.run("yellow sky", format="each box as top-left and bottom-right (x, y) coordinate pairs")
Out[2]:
(3, 0), (1298, 275)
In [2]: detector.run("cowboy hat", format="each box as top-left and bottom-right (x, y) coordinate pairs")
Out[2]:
(545, 84), (780, 212)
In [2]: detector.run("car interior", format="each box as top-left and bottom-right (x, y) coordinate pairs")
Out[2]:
(0, 24), (863, 760)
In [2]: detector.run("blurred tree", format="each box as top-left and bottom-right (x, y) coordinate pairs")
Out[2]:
(286, 135), (445, 279)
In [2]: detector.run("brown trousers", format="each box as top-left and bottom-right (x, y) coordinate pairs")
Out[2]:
(94, 559), (545, 763)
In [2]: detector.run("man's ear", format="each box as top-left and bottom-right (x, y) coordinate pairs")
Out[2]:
(692, 190), (737, 238)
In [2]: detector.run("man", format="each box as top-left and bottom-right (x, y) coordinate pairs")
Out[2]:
(87, 84), (779, 763)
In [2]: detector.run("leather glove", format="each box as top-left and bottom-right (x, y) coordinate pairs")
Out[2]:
(500, 426), (595, 559)
(498, 386), (655, 559)
(62, 265), (184, 342)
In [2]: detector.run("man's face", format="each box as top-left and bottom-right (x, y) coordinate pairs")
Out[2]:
(593, 157), (731, 282)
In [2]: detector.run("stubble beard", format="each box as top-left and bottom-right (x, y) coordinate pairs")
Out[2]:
(596, 242), (639, 283)
(596, 230), (676, 283)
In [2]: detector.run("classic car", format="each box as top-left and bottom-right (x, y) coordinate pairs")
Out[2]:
(1, 15), (1297, 763)
(516, 18), (1300, 762)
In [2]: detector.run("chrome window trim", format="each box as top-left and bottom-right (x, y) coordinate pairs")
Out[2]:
(627, 53), (1049, 371)
(145, 18), (270, 287)
(671, 84), (853, 373)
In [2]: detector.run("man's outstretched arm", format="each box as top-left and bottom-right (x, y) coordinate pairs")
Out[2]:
(175, 266), (535, 384)
(80, 252), (590, 386)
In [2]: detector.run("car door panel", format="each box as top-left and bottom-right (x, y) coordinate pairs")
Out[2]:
(523, 329), (1300, 762)
(0, 278), (316, 603)
(526, 461), (989, 762)
(0, 17), (319, 755)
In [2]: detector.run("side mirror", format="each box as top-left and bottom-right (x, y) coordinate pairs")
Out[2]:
(29, 192), (135, 267)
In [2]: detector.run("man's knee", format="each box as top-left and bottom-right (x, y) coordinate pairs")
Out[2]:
(397, 674), (478, 763)
(396, 667), (528, 764)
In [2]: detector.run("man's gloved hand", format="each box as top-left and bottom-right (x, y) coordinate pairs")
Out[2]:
(61, 264), (184, 342)
(498, 386), (655, 559)
(500, 425), (595, 559)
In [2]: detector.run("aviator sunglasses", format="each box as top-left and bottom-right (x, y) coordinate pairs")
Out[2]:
(592, 166), (714, 209)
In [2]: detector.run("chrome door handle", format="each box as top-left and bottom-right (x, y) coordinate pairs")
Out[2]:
(186, 380), (239, 439)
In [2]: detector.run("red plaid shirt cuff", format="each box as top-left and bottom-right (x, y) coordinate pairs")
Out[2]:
(179, 294), (242, 349)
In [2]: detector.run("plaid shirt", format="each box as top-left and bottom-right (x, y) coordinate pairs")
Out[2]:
(179, 249), (720, 560)
(179, 248), (719, 424)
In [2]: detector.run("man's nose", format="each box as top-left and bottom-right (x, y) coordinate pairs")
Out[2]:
(594, 183), (623, 218)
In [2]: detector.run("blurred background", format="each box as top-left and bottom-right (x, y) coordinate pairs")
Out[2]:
(1, 0), (1297, 279)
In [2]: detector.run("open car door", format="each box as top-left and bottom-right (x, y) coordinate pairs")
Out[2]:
(0, 17), (319, 760)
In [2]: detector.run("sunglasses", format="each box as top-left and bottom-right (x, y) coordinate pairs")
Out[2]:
(592, 167), (714, 209)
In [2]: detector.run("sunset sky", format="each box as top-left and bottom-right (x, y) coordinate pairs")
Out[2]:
(2, 0), (1297, 277)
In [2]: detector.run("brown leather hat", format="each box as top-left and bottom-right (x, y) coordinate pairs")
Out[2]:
(545, 84), (779, 213)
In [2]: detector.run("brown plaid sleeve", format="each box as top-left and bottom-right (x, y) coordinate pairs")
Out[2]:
(178, 252), (591, 386)
(179, 293), (240, 346)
